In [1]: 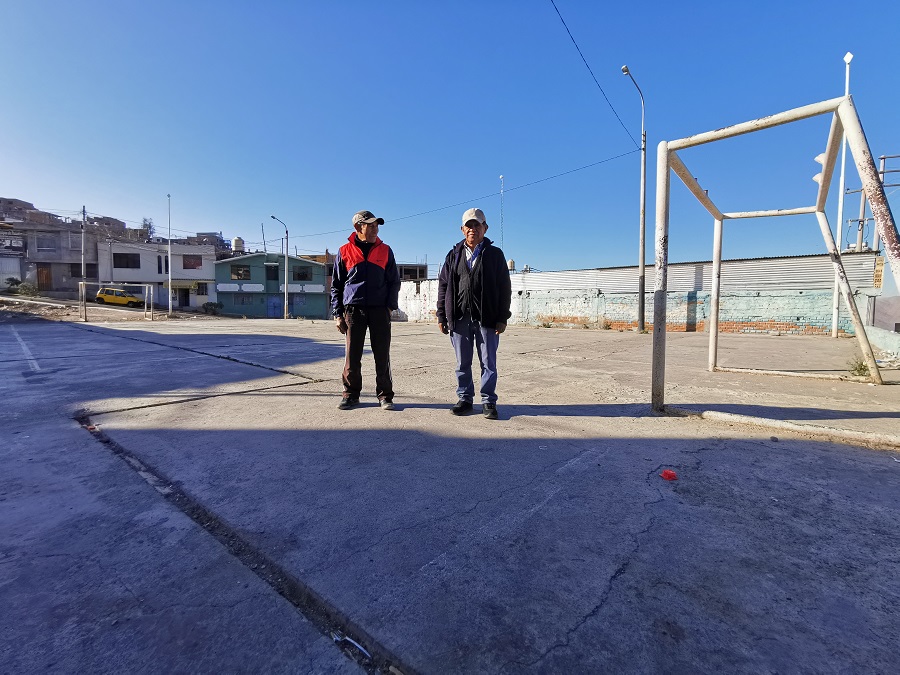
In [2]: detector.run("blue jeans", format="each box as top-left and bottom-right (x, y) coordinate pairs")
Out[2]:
(450, 314), (500, 404)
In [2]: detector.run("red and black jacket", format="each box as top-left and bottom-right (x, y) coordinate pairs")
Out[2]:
(330, 234), (401, 316)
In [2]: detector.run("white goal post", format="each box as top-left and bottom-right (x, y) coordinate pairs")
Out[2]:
(651, 95), (899, 411)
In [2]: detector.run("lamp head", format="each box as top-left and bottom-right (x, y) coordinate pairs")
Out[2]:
(621, 65), (629, 75)
(843, 52), (853, 64)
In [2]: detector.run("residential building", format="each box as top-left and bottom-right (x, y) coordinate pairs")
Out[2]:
(97, 241), (217, 309)
(214, 252), (328, 318)
(0, 198), (116, 294)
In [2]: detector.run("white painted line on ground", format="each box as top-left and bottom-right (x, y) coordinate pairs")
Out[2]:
(10, 326), (41, 371)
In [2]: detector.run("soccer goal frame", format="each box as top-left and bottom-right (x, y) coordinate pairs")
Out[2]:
(651, 95), (900, 411)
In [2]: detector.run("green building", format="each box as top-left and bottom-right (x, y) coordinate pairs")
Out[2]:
(213, 253), (328, 318)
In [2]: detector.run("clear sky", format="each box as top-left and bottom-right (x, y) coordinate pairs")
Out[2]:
(3, 0), (899, 282)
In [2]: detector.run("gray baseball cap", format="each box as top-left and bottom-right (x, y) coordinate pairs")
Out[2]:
(462, 207), (487, 226)
(352, 210), (384, 227)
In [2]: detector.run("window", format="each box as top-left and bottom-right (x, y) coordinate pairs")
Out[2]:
(265, 265), (280, 281)
(69, 232), (82, 249)
(231, 265), (251, 280)
(196, 282), (208, 295)
(36, 233), (56, 251)
(233, 293), (255, 305)
(292, 266), (312, 281)
(182, 255), (202, 270)
(165, 255), (169, 274)
(157, 255), (163, 274)
(113, 253), (141, 269)
(69, 263), (98, 279)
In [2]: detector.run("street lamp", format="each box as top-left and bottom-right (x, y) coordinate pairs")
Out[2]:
(622, 64), (647, 332)
(167, 194), (173, 317)
(832, 52), (853, 337)
(270, 215), (289, 319)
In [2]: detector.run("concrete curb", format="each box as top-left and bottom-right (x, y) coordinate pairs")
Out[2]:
(666, 406), (900, 451)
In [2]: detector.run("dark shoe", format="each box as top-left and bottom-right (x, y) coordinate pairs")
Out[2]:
(451, 400), (473, 416)
(379, 398), (395, 411)
(482, 403), (498, 420)
(337, 396), (359, 410)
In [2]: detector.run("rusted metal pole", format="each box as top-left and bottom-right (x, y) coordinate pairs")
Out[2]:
(814, 210), (883, 384)
(669, 152), (724, 220)
(667, 97), (844, 151)
(651, 141), (671, 412)
(722, 207), (816, 219)
(837, 98), (900, 301)
(709, 218), (723, 372)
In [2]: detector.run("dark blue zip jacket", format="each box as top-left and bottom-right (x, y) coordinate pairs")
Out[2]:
(436, 238), (511, 331)
(330, 234), (401, 316)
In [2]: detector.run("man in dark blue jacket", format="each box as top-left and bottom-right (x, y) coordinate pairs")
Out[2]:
(436, 207), (512, 420)
(331, 210), (401, 410)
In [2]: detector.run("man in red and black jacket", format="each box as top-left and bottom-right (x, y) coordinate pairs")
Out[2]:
(331, 210), (401, 410)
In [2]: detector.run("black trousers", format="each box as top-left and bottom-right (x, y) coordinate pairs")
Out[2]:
(342, 305), (393, 400)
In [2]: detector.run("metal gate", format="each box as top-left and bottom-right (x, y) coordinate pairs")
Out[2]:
(0, 257), (22, 287)
(267, 295), (281, 318)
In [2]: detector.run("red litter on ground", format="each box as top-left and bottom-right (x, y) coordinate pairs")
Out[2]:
(660, 469), (678, 481)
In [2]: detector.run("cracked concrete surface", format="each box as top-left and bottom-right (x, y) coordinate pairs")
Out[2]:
(2, 317), (899, 673)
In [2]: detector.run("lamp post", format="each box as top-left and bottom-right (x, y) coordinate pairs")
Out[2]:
(832, 52), (853, 337)
(167, 194), (173, 317)
(622, 65), (647, 332)
(270, 215), (289, 319)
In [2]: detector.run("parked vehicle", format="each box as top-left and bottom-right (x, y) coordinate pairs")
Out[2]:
(95, 287), (144, 308)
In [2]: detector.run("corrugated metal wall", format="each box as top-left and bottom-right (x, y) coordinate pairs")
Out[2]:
(509, 253), (879, 293)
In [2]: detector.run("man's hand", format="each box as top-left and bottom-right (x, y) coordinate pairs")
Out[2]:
(335, 316), (348, 334)
(495, 322), (507, 335)
(438, 322), (449, 335)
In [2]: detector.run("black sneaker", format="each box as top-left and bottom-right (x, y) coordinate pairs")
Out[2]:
(338, 396), (359, 410)
(451, 400), (473, 415)
(482, 403), (498, 420)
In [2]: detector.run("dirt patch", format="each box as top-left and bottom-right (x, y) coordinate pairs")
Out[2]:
(0, 297), (222, 324)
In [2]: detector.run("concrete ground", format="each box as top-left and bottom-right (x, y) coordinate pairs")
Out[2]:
(2, 312), (899, 673)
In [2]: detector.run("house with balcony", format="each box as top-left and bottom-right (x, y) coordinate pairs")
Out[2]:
(213, 253), (327, 318)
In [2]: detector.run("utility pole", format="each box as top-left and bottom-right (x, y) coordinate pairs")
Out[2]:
(167, 194), (173, 317)
(499, 175), (505, 250)
(270, 215), (290, 319)
(284, 229), (289, 319)
(622, 64), (647, 332)
(81, 205), (87, 321)
(832, 52), (853, 337)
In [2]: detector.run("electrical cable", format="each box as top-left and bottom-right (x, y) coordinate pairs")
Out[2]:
(547, 0), (638, 149)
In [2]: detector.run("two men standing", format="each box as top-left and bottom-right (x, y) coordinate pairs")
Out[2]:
(331, 206), (510, 419)
(437, 208), (511, 420)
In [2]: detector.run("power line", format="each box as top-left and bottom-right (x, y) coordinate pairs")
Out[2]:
(548, 0), (638, 149)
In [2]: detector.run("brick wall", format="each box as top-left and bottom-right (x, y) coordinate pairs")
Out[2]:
(398, 282), (860, 335)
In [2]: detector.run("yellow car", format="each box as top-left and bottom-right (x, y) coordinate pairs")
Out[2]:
(95, 287), (144, 308)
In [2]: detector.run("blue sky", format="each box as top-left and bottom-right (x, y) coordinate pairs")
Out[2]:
(3, 0), (899, 283)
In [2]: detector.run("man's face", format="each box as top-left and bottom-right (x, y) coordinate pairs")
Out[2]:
(461, 220), (487, 248)
(356, 222), (379, 243)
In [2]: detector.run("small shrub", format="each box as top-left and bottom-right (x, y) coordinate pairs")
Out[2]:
(201, 301), (224, 315)
(847, 356), (869, 377)
(600, 319), (611, 330)
(17, 282), (39, 297)
(5, 277), (21, 288)
(541, 321), (553, 328)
